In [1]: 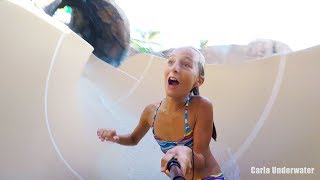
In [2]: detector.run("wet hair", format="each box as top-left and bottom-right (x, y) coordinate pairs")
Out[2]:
(186, 47), (217, 141)
(188, 47), (205, 96)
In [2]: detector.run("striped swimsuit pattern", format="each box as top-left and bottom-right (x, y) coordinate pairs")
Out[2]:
(152, 95), (193, 154)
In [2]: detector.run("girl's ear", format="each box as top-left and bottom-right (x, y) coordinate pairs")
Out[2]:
(194, 76), (204, 88)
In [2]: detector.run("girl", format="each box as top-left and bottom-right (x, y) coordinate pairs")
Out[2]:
(97, 46), (224, 180)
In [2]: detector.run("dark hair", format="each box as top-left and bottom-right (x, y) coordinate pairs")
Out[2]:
(189, 47), (217, 141)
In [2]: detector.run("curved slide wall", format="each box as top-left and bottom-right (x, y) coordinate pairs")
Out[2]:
(0, 1), (319, 179)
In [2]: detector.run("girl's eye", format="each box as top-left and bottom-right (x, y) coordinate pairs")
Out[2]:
(168, 60), (174, 65)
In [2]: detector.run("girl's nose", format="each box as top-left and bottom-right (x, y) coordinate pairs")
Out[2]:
(171, 62), (180, 73)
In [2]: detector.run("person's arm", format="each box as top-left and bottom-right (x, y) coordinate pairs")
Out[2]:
(116, 104), (153, 146)
(192, 96), (214, 170)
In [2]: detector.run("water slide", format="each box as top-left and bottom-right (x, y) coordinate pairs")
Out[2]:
(0, 1), (319, 179)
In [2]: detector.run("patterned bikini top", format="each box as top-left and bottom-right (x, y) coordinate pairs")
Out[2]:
(152, 95), (193, 153)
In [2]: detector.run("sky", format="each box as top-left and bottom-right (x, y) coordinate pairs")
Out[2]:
(116, 0), (320, 51)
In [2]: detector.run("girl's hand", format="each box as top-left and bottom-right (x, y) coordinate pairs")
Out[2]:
(97, 128), (119, 143)
(160, 145), (193, 176)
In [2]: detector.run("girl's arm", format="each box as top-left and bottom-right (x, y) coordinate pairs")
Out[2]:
(192, 96), (214, 170)
(116, 104), (153, 146)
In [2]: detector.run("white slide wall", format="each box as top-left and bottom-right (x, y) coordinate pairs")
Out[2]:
(0, 1), (319, 179)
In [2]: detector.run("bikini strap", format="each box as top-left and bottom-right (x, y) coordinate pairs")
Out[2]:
(184, 95), (192, 134)
(152, 100), (162, 128)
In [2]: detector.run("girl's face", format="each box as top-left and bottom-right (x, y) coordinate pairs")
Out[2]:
(164, 47), (203, 98)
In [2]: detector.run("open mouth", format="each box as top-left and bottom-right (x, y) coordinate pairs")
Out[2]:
(168, 77), (180, 86)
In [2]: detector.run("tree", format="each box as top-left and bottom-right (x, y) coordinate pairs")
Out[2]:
(130, 29), (161, 53)
(200, 39), (209, 49)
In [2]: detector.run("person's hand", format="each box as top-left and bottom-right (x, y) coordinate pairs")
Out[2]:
(160, 145), (193, 176)
(97, 128), (119, 143)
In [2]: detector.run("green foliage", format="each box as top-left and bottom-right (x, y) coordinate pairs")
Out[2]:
(130, 29), (161, 53)
(130, 39), (153, 53)
(200, 39), (209, 48)
(147, 31), (160, 41)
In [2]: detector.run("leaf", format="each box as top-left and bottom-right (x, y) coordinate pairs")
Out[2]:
(200, 39), (209, 48)
(148, 31), (160, 40)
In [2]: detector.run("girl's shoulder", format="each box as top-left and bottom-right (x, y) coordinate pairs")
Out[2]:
(190, 95), (214, 107)
(142, 101), (161, 115)
(139, 103), (159, 125)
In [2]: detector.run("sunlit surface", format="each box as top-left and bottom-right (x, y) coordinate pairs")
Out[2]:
(117, 0), (320, 51)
